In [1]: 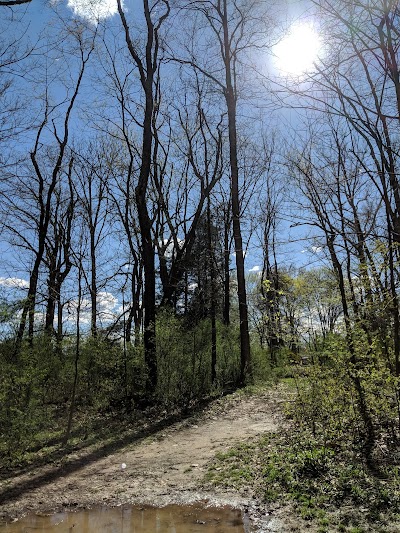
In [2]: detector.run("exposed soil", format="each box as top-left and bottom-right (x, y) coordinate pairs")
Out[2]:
(0, 385), (298, 531)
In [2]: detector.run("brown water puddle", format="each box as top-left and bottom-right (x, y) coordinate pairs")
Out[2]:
(0, 503), (245, 532)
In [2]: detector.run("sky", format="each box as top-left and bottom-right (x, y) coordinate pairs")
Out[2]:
(0, 0), (326, 325)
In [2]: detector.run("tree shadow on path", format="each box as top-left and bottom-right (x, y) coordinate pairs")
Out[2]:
(0, 396), (217, 507)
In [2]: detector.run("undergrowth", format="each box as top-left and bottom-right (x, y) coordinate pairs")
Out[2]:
(205, 368), (400, 533)
(206, 429), (400, 531)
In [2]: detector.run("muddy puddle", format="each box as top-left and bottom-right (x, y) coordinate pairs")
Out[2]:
(0, 503), (246, 532)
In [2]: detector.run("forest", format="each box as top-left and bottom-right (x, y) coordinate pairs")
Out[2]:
(1, 0), (400, 529)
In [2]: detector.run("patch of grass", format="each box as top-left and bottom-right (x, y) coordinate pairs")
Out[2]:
(206, 442), (256, 488)
(205, 428), (400, 532)
(279, 376), (298, 388)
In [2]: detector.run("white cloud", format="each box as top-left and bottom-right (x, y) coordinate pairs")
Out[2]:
(159, 238), (184, 260)
(65, 291), (120, 326)
(98, 291), (119, 320)
(65, 297), (91, 324)
(301, 246), (323, 254)
(249, 265), (261, 272)
(188, 282), (198, 291)
(66, 0), (121, 24)
(98, 291), (118, 309)
(231, 250), (247, 258)
(0, 277), (29, 289)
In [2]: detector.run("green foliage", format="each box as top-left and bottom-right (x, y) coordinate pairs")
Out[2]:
(0, 336), (62, 460)
(0, 298), (21, 322)
(206, 321), (400, 530)
(205, 441), (256, 488)
(251, 343), (293, 383)
(250, 344), (272, 382)
(156, 310), (241, 406)
(289, 331), (400, 457)
(206, 425), (400, 530)
(0, 310), (251, 466)
(254, 266), (342, 359)
(77, 337), (130, 409)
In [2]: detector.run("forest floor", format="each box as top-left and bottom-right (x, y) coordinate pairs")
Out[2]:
(0, 383), (313, 532)
(0, 383), (400, 533)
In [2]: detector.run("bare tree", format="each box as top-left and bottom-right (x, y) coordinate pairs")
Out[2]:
(288, 130), (380, 462)
(174, 0), (273, 384)
(116, 0), (170, 398)
(158, 92), (223, 307)
(10, 23), (96, 355)
(259, 135), (284, 364)
(72, 141), (112, 338)
(0, 8), (37, 154)
(44, 157), (75, 339)
(278, 0), (400, 376)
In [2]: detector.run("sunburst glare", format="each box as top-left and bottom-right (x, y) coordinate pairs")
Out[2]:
(274, 22), (321, 76)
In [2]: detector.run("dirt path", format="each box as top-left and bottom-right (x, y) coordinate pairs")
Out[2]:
(0, 387), (289, 531)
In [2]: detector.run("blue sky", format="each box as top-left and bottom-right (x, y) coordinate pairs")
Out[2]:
(0, 0), (325, 324)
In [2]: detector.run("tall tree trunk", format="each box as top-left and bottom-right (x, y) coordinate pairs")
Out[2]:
(137, 84), (157, 395)
(206, 191), (217, 384)
(223, 202), (231, 326)
(134, 85), (157, 395)
(45, 250), (58, 335)
(64, 260), (82, 446)
(117, 0), (170, 398)
(222, 0), (251, 384)
(90, 227), (97, 338)
(15, 255), (41, 355)
(57, 298), (63, 354)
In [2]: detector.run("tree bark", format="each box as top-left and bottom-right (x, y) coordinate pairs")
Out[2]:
(222, 0), (251, 384)
(117, 0), (170, 397)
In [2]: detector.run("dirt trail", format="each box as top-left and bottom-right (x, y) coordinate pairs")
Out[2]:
(0, 387), (288, 531)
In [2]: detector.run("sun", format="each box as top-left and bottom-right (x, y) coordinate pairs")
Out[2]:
(274, 23), (321, 76)
(67, 0), (120, 24)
